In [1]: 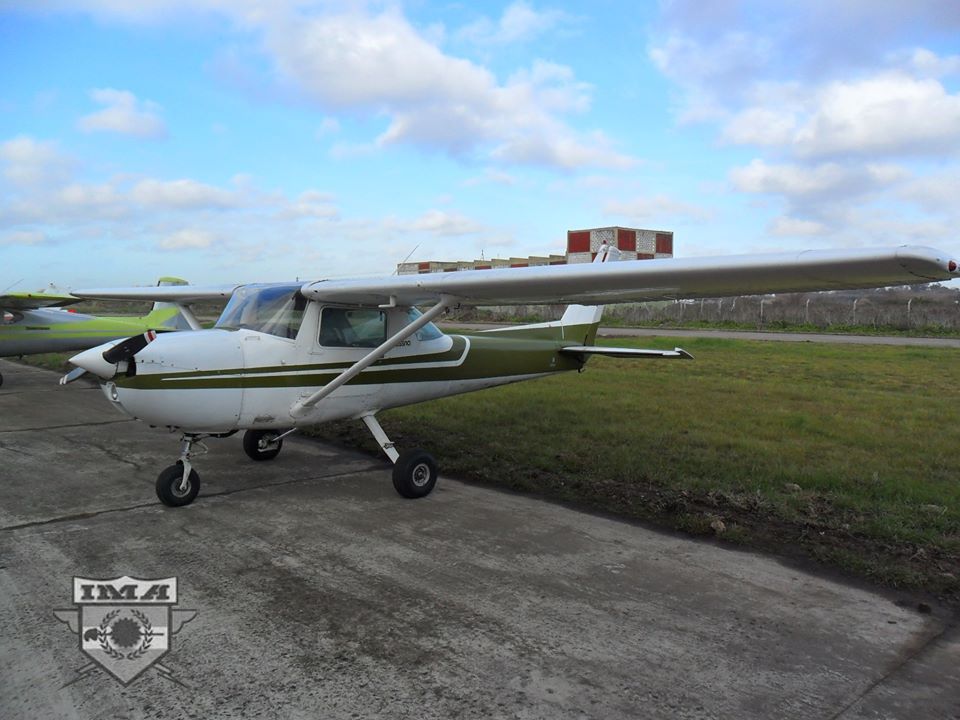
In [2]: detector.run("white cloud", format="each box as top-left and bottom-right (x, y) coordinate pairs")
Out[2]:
(0, 136), (70, 185)
(649, 31), (773, 122)
(0, 134), (508, 279)
(730, 160), (853, 197)
(315, 117), (340, 138)
(130, 179), (236, 209)
(458, 1), (570, 46)
(722, 72), (960, 159)
(462, 168), (518, 187)
(898, 172), (960, 216)
(259, 8), (630, 169)
(722, 107), (797, 146)
(282, 190), (338, 219)
(77, 88), (167, 139)
(398, 209), (485, 236)
(794, 73), (960, 158)
(769, 217), (827, 237)
(604, 194), (712, 223)
(0, 229), (47, 246)
(158, 229), (218, 250)
(905, 48), (960, 79)
(728, 160), (911, 212)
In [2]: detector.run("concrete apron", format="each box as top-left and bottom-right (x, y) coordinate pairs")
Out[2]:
(0, 358), (957, 719)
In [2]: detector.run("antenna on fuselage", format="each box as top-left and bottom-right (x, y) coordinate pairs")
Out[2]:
(1, 279), (23, 294)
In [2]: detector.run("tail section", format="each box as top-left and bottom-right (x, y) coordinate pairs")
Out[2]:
(483, 243), (618, 343)
(478, 245), (692, 361)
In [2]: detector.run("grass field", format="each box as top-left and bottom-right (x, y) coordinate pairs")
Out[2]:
(307, 336), (960, 602)
(13, 336), (960, 601)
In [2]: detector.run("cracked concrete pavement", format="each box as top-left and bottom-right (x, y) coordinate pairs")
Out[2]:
(1, 358), (958, 719)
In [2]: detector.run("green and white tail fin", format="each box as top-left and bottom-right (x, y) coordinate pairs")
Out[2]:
(556, 243), (621, 344)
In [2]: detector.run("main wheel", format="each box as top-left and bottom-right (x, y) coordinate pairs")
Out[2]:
(243, 429), (284, 461)
(392, 449), (438, 499)
(156, 462), (200, 507)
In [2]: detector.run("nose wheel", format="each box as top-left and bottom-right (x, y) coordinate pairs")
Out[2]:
(156, 434), (207, 507)
(156, 462), (200, 507)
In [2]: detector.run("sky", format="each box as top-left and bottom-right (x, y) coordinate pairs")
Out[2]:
(1, 0), (959, 289)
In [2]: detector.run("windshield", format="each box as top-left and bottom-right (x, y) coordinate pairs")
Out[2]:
(405, 307), (443, 341)
(215, 284), (306, 339)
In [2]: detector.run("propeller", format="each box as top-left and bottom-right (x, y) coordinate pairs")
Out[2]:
(59, 367), (87, 385)
(60, 330), (159, 385)
(102, 329), (157, 364)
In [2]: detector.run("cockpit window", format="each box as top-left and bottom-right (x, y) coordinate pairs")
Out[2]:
(405, 307), (443, 341)
(215, 284), (306, 339)
(319, 308), (386, 348)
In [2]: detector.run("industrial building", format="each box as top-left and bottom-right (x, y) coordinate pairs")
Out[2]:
(396, 226), (673, 274)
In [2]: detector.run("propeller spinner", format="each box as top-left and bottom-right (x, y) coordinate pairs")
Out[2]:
(61, 329), (158, 384)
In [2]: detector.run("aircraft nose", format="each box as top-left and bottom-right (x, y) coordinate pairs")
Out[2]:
(67, 340), (124, 380)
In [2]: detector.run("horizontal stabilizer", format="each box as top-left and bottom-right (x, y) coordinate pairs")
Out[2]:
(559, 345), (693, 360)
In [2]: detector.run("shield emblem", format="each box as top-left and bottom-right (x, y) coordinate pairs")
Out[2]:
(79, 602), (172, 684)
(54, 575), (196, 687)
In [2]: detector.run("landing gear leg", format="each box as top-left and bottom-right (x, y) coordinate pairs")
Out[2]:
(243, 429), (291, 461)
(155, 434), (206, 507)
(361, 414), (438, 499)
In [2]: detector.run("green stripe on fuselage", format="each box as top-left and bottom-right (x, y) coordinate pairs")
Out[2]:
(115, 333), (585, 390)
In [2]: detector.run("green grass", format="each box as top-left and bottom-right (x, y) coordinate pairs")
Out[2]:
(307, 337), (960, 601)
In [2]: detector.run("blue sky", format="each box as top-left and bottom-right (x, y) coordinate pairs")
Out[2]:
(1, 1), (959, 289)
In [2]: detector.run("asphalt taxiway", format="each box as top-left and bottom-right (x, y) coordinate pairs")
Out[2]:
(1, 358), (958, 719)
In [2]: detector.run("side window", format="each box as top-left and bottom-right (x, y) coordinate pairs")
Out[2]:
(319, 308), (386, 348)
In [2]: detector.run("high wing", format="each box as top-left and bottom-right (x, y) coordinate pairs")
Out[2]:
(0, 290), (80, 311)
(300, 245), (959, 307)
(71, 246), (959, 310)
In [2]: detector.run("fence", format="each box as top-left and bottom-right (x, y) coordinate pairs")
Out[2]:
(471, 289), (960, 331)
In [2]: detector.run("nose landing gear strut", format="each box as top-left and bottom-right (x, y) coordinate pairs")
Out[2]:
(155, 434), (208, 507)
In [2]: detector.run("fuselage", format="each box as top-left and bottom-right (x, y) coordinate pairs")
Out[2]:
(76, 288), (584, 433)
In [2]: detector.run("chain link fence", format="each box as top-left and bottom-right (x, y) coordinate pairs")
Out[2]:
(470, 287), (960, 331)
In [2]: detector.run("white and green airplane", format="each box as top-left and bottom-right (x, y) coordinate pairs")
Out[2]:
(62, 244), (958, 507)
(0, 278), (192, 387)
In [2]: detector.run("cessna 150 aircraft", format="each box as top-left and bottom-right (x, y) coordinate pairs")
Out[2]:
(63, 244), (958, 508)
(0, 278), (190, 387)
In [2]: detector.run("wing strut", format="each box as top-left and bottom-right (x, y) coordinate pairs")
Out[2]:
(177, 304), (203, 331)
(289, 295), (453, 418)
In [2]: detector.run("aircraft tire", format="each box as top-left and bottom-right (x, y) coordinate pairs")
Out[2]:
(156, 462), (200, 507)
(0, 371), (3, 387)
(392, 449), (438, 499)
(243, 430), (283, 461)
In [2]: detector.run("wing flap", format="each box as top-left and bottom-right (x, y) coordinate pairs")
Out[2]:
(560, 345), (693, 359)
(299, 245), (958, 307)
